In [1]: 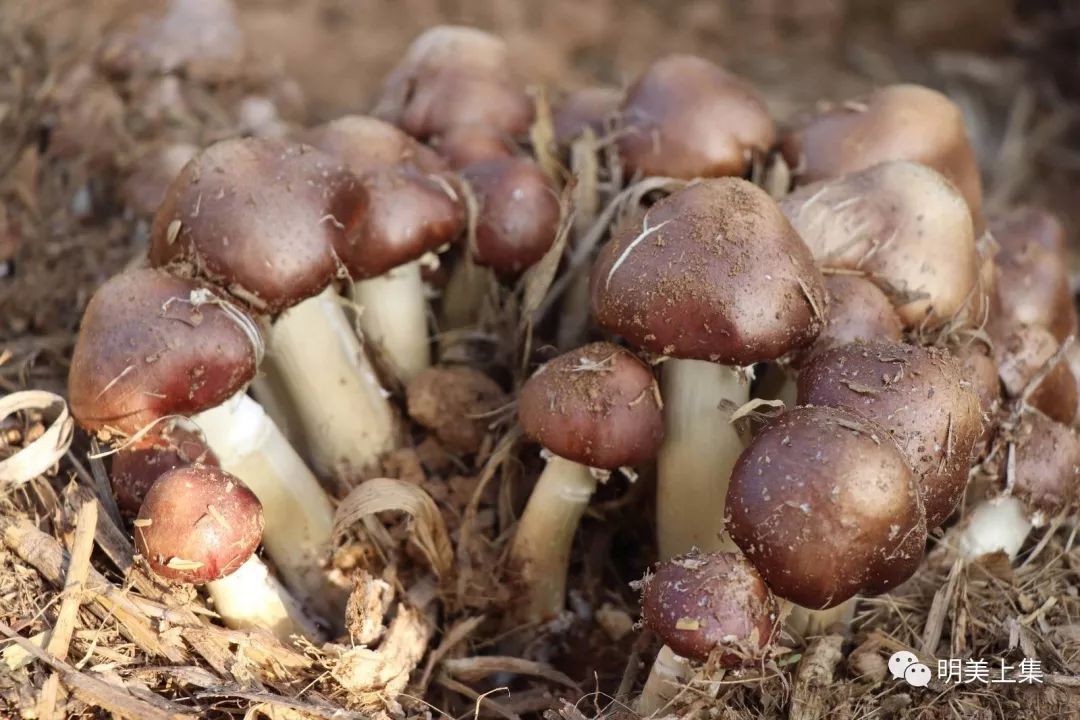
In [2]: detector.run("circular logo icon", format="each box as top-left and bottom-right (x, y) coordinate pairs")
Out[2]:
(888, 650), (918, 680)
(904, 662), (933, 687)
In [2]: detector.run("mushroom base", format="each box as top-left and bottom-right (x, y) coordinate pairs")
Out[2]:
(784, 598), (856, 639)
(207, 555), (326, 642)
(957, 495), (1033, 561)
(657, 359), (749, 559)
(353, 260), (431, 383)
(637, 645), (691, 716)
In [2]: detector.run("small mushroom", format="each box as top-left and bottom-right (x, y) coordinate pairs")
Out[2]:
(552, 86), (622, 147)
(995, 324), (1076, 425)
(795, 274), (903, 367)
(432, 123), (516, 169)
(111, 421), (216, 515)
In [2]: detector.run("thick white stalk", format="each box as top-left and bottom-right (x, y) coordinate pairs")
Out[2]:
(194, 393), (345, 624)
(957, 495), (1033, 560)
(784, 598), (857, 639)
(508, 456), (597, 625)
(637, 646), (690, 717)
(206, 555), (325, 642)
(657, 360), (749, 559)
(352, 261), (430, 383)
(264, 287), (399, 480)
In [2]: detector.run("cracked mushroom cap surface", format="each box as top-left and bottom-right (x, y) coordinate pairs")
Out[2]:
(995, 325), (1077, 426)
(780, 84), (984, 232)
(794, 274), (903, 367)
(617, 55), (775, 179)
(518, 342), (664, 469)
(1009, 410), (1080, 521)
(726, 405), (926, 609)
(111, 421), (218, 515)
(797, 340), (981, 529)
(780, 161), (978, 329)
(591, 178), (827, 365)
(135, 465), (263, 584)
(640, 550), (778, 664)
(149, 137), (367, 314)
(68, 269), (261, 436)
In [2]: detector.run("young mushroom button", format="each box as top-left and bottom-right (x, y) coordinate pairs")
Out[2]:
(111, 422), (217, 515)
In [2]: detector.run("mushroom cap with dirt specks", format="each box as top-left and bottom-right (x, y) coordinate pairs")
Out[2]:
(796, 340), (981, 529)
(111, 422), (218, 515)
(461, 157), (561, 275)
(149, 137), (367, 314)
(553, 87), (622, 146)
(952, 344), (1002, 455)
(617, 55), (775, 179)
(994, 325), (1077, 426)
(1008, 410), (1080, 521)
(68, 269), (261, 436)
(590, 178), (827, 365)
(780, 84), (984, 233)
(726, 405), (926, 609)
(135, 465), (264, 584)
(518, 342), (664, 469)
(640, 549), (778, 664)
(794, 274), (903, 368)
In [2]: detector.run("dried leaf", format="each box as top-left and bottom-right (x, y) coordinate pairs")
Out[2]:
(0, 391), (74, 485)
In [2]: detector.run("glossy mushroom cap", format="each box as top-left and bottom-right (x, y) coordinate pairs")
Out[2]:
(780, 84), (984, 232)
(640, 550), (777, 664)
(591, 178), (826, 365)
(461, 157), (560, 275)
(432, 124), (516, 169)
(69, 269), (261, 436)
(794, 274), (903, 367)
(135, 465), (263, 583)
(518, 342), (664, 469)
(149, 138), (367, 314)
(781, 161), (978, 328)
(1009, 410), (1080, 522)
(617, 55), (775, 179)
(552, 87), (622, 146)
(797, 340), (981, 529)
(727, 406), (926, 609)
(373, 26), (533, 140)
(111, 422), (218, 515)
(995, 325), (1077, 425)
(306, 115), (447, 173)
(991, 207), (1077, 343)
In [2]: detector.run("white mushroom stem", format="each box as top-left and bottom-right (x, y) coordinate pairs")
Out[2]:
(263, 287), (399, 480)
(206, 555), (325, 642)
(637, 646), (691, 717)
(194, 392), (346, 624)
(352, 260), (430, 383)
(956, 495), (1033, 561)
(507, 455), (597, 625)
(657, 360), (749, 559)
(783, 598), (857, 639)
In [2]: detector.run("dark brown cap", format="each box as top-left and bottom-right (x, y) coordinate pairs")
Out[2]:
(135, 465), (263, 584)
(640, 550), (777, 664)
(431, 124), (516, 170)
(591, 178), (826, 365)
(781, 161), (978, 328)
(553, 87), (622, 146)
(1008, 410), (1080, 521)
(149, 138), (367, 314)
(111, 421), (218, 515)
(518, 342), (664, 469)
(69, 269), (262, 436)
(373, 26), (533, 140)
(797, 340), (981, 529)
(617, 55), (775, 179)
(780, 84), (984, 233)
(121, 143), (199, 217)
(726, 405), (926, 609)
(991, 207), (1077, 343)
(305, 115), (447, 175)
(994, 325), (1077, 425)
(461, 157), (560, 275)
(794, 274), (903, 367)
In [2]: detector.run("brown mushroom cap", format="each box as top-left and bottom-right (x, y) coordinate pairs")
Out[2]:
(432, 124), (516, 169)
(726, 405), (926, 609)
(69, 269), (262, 436)
(591, 178), (826, 365)
(1066, 342), (1080, 426)
(796, 340), (981, 529)
(111, 422), (218, 515)
(304, 115), (447, 176)
(135, 465), (263, 584)
(991, 207), (1077, 343)
(640, 550), (777, 664)
(794, 274), (903, 367)
(1008, 410), (1080, 521)
(780, 161), (978, 328)
(952, 344), (1002, 454)
(617, 55), (775, 179)
(149, 138), (367, 314)
(461, 157), (560, 275)
(518, 342), (664, 469)
(995, 325), (1077, 425)
(553, 87), (622, 146)
(780, 84), (984, 232)
(373, 26), (533, 140)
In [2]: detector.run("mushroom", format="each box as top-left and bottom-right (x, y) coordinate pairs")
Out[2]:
(636, 550), (778, 716)
(780, 84), (984, 232)
(995, 324), (1077, 426)
(149, 136), (399, 480)
(135, 464), (322, 640)
(590, 178), (827, 559)
(511, 342), (664, 624)
(307, 115), (466, 381)
(617, 55), (775, 179)
(552, 86), (622, 148)
(111, 420), (216, 515)
(432, 123), (516, 169)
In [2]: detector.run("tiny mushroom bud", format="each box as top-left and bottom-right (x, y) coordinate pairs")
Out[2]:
(510, 342), (664, 623)
(995, 325), (1077, 426)
(433, 123), (516, 169)
(111, 422), (217, 515)
(618, 55), (775, 179)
